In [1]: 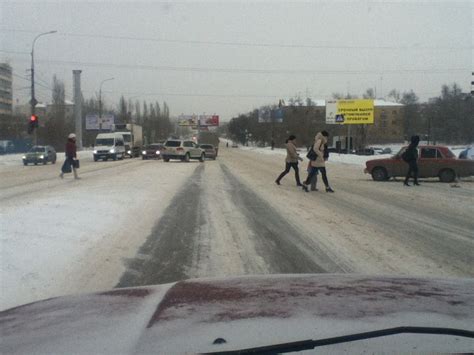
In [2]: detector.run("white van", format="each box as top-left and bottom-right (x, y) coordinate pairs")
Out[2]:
(93, 133), (126, 161)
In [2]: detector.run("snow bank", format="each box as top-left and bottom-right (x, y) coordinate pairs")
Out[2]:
(0, 159), (194, 310)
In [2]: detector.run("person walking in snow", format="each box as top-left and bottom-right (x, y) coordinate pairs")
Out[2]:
(275, 135), (303, 186)
(306, 143), (329, 191)
(302, 131), (334, 193)
(60, 133), (80, 179)
(403, 135), (420, 186)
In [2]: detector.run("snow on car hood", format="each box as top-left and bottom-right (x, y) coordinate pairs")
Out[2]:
(1, 274), (473, 354)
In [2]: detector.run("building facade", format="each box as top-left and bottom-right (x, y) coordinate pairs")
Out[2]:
(281, 99), (404, 147)
(0, 63), (13, 116)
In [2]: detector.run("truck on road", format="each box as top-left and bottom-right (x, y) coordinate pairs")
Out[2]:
(113, 124), (143, 158)
(198, 131), (220, 157)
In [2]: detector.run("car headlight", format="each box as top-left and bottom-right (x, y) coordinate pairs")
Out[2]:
(110, 149), (115, 153)
(156, 150), (160, 154)
(22, 155), (26, 159)
(142, 151), (146, 155)
(127, 150), (132, 154)
(93, 150), (97, 154)
(39, 155), (44, 159)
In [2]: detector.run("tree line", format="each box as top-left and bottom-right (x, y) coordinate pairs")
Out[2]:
(82, 94), (172, 147)
(0, 75), (173, 150)
(227, 83), (473, 148)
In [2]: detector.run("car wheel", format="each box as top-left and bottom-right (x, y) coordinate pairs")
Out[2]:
(439, 169), (455, 183)
(43, 160), (47, 165)
(164, 158), (170, 162)
(34, 162), (37, 165)
(199, 153), (205, 162)
(23, 161), (27, 166)
(113, 154), (117, 161)
(142, 156), (146, 160)
(184, 153), (190, 162)
(371, 167), (388, 181)
(52, 159), (56, 164)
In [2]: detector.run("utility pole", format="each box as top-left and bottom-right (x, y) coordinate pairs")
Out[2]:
(30, 30), (56, 144)
(73, 70), (82, 149)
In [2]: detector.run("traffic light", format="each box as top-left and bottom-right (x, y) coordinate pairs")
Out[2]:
(27, 115), (39, 134)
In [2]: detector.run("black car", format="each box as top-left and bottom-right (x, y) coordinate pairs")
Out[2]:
(141, 144), (164, 160)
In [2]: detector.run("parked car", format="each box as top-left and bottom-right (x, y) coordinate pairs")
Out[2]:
(365, 145), (474, 182)
(141, 143), (164, 160)
(199, 144), (217, 160)
(369, 147), (393, 155)
(356, 148), (375, 156)
(458, 147), (473, 160)
(22, 145), (56, 165)
(0, 140), (15, 154)
(161, 139), (205, 162)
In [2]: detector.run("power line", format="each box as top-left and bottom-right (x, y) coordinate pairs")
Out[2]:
(7, 55), (470, 76)
(1, 28), (471, 51)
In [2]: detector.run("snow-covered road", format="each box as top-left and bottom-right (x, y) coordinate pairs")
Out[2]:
(1, 147), (473, 310)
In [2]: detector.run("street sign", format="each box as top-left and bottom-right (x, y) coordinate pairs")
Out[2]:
(326, 99), (374, 124)
(29, 98), (38, 107)
(86, 113), (115, 130)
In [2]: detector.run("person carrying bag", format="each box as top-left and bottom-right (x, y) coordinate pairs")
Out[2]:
(60, 133), (80, 179)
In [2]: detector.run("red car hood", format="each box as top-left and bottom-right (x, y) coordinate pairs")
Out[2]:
(1, 274), (473, 353)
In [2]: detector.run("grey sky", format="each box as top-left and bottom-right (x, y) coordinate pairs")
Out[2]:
(1, 0), (472, 121)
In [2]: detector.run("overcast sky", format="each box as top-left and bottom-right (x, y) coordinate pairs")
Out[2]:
(1, 0), (472, 121)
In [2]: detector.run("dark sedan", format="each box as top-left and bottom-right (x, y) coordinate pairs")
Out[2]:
(365, 145), (474, 182)
(141, 144), (164, 160)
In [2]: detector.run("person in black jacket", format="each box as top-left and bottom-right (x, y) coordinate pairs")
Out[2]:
(403, 135), (420, 186)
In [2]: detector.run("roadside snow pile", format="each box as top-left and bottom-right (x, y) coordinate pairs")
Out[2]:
(0, 160), (193, 310)
(239, 145), (392, 167)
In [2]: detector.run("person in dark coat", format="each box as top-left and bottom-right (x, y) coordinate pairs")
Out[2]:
(403, 135), (420, 186)
(275, 135), (303, 186)
(60, 133), (79, 179)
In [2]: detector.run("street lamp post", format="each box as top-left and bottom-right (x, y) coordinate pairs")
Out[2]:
(31, 30), (57, 144)
(98, 78), (114, 131)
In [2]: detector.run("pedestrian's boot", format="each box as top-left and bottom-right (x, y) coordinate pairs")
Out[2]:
(403, 178), (410, 186)
(301, 183), (309, 192)
(275, 180), (281, 185)
(73, 170), (80, 180)
(326, 186), (335, 193)
(414, 180), (420, 186)
(59, 172), (64, 179)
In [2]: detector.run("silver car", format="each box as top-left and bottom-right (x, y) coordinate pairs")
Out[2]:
(161, 140), (205, 162)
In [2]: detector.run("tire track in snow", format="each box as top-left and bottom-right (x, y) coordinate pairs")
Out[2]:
(117, 158), (340, 288)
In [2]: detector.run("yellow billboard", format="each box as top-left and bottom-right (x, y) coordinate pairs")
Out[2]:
(326, 99), (374, 125)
